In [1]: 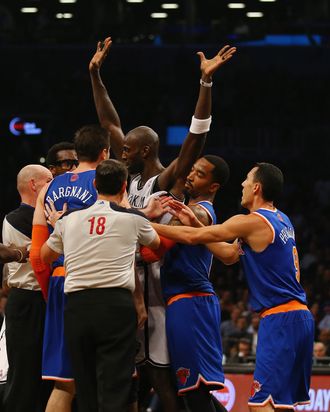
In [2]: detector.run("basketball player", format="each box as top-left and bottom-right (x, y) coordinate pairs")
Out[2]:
(140, 155), (235, 412)
(45, 142), (78, 177)
(2, 165), (53, 412)
(40, 159), (160, 412)
(89, 36), (236, 410)
(30, 125), (110, 412)
(152, 163), (315, 412)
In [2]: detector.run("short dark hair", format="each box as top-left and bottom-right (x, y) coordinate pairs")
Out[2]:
(253, 162), (283, 202)
(95, 159), (128, 195)
(203, 155), (230, 186)
(74, 125), (110, 162)
(46, 141), (75, 166)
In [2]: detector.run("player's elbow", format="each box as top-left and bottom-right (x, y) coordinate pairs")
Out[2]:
(148, 234), (161, 250)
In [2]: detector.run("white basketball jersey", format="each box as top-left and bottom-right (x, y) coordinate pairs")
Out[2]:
(128, 174), (159, 208)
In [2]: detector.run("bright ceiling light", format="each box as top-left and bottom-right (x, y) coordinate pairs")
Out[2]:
(56, 12), (73, 18)
(247, 11), (264, 17)
(151, 12), (168, 18)
(259, 0), (276, 2)
(228, 3), (246, 9)
(126, 0), (144, 3)
(59, 0), (77, 3)
(161, 3), (179, 9)
(21, 7), (38, 13)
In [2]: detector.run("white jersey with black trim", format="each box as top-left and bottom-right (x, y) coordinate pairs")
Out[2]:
(46, 200), (157, 294)
(128, 174), (160, 208)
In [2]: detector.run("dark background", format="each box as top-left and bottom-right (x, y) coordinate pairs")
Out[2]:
(0, 0), (329, 338)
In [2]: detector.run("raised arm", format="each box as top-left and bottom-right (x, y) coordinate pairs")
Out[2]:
(89, 37), (125, 160)
(158, 45), (237, 192)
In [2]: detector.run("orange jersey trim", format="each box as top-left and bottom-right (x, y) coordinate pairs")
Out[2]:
(260, 300), (308, 318)
(167, 292), (213, 306)
(52, 266), (66, 277)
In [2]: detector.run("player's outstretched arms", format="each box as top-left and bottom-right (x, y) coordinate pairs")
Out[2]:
(207, 241), (240, 265)
(158, 45), (237, 192)
(89, 36), (125, 159)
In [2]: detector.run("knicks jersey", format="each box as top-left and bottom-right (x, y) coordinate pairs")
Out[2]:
(128, 174), (159, 208)
(44, 170), (97, 268)
(239, 208), (307, 312)
(161, 201), (216, 300)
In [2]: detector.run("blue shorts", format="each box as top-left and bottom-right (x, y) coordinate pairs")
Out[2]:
(249, 309), (314, 409)
(42, 275), (73, 381)
(166, 294), (225, 394)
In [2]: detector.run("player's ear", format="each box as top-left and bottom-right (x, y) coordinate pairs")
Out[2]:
(209, 182), (220, 194)
(253, 182), (261, 195)
(93, 178), (96, 189)
(121, 181), (127, 194)
(142, 145), (151, 158)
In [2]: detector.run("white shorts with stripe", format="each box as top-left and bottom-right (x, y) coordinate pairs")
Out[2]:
(135, 261), (170, 367)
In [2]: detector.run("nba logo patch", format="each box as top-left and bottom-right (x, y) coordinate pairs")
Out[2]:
(176, 367), (190, 385)
(250, 380), (262, 397)
(70, 174), (79, 182)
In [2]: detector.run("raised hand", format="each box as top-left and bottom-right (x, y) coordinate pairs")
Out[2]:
(167, 200), (202, 227)
(89, 36), (112, 72)
(143, 194), (172, 220)
(44, 201), (67, 228)
(197, 45), (237, 78)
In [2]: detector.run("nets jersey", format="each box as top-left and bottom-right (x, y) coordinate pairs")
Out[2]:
(44, 170), (97, 268)
(128, 174), (159, 208)
(161, 201), (216, 301)
(239, 208), (307, 312)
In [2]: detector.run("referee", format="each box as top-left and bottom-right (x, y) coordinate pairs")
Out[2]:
(41, 159), (160, 412)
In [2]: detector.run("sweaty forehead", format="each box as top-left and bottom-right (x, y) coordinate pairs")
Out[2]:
(56, 149), (77, 161)
(194, 158), (214, 174)
(248, 167), (258, 179)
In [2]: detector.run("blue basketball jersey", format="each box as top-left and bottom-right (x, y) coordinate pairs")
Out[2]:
(44, 170), (97, 268)
(161, 201), (216, 300)
(239, 208), (307, 312)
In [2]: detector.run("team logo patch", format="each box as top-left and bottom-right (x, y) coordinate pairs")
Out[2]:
(250, 380), (262, 397)
(176, 367), (190, 386)
(70, 174), (79, 182)
(277, 213), (284, 222)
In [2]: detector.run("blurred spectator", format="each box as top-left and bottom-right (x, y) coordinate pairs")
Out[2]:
(220, 307), (242, 338)
(313, 342), (326, 359)
(247, 313), (259, 355)
(318, 301), (330, 331)
(318, 329), (330, 356)
(227, 338), (252, 364)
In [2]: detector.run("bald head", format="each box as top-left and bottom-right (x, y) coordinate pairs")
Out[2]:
(126, 126), (159, 155)
(17, 164), (52, 205)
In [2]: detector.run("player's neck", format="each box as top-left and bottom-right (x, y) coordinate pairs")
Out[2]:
(190, 193), (214, 204)
(74, 161), (99, 173)
(98, 194), (123, 204)
(140, 159), (164, 185)
(250, 198), (275, 212)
